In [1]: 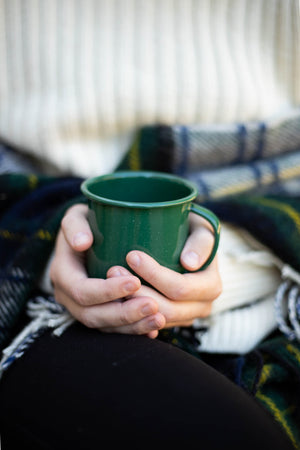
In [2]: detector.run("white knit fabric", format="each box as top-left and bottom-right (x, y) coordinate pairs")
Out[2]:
(212, 224), (281, 315)
(193, 223), (284, 353)
(194, 295), (279, 354)
(0, 0), (299, 177)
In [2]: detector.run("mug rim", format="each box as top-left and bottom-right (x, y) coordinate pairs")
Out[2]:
(80, 170), (198, 208)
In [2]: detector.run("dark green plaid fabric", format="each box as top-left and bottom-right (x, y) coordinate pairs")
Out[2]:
(0, 173), (84, 348)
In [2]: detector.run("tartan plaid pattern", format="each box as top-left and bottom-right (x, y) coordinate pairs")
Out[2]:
(0, 174), (83, 349)
(168, 108), (300, 172)
(119, 109), (300, 201)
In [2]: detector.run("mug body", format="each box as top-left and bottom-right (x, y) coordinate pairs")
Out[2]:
(81, 171), (197, 278)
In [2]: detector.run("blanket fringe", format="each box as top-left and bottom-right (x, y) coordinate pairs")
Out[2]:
(275, 265), (300, 341)
(0, 296), (75, 379)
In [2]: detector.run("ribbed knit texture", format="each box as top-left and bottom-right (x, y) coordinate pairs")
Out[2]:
(195, 296), (277, 354)
(212, 223), (281, 316)
(0, 0), (299, 177)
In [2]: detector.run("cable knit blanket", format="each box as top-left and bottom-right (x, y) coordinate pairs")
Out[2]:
(0, 170), (300, 447)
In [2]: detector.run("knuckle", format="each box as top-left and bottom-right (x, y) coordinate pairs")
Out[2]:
(200, 271), (223, 303)
(70, 283), (86, 306)
(119, 304), (132, 326)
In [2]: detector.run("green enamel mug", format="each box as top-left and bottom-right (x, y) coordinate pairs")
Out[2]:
(80, 171), (220, 279)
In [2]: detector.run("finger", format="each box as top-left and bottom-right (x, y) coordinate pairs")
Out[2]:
(57, 290), (164, 332)
(165, 320), (195, 328)
(109, 268), (216, 323)
(180, 214), (215, 271)
(147, 330), (159, 339)
(126, 250), (222, 303)
(101, 312), (166, 336)
(165, 307), (212, 327)
(106, 265), (133, 278)
(156, 300), (213, 323)
(127, 283), (214, 322)
(61, 204), (93, 251)
(51, 231), (141, 306)
(130, 291), (213, 324)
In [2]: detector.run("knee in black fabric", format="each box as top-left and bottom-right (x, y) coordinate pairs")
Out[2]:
(0, 324), (294, 450)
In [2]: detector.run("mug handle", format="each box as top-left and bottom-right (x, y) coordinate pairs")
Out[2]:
(189, 203), (221, 271)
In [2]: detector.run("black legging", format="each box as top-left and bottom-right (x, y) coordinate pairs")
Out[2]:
(0, 323), (294, 450)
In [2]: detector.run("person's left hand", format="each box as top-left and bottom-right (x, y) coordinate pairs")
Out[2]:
(106, 214), (222, 337)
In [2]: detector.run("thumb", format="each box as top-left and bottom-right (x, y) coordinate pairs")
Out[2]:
(180, 217), (216, 271)
(61, 204), (93, 252)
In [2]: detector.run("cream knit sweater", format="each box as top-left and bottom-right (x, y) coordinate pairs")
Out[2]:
(0, 0), (299, 177)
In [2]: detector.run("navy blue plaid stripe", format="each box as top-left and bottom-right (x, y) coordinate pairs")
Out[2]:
(177, 125), (189, 175)
(236, 124), (247, 164)
(254, 122), (267, 161)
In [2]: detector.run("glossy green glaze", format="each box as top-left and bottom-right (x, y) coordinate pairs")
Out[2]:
(81, 171), (220, 278)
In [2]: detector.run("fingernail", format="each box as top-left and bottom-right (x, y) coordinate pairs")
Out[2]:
(148, 319), (158, 330)
(149, 314), (164, 329)
(183, 251), (200, 269)
(111, 268), (122, 277)
(141, 304), (153, 316)
(73, 232), (90, 248)
(127, 252), (141, 268)
(123, 281), (137, 293)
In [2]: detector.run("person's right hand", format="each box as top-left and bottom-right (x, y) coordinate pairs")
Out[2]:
(50, 204), (166, 338)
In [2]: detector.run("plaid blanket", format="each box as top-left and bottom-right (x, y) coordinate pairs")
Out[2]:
(0, 174), (83, 348)
(1, 114), (300, 448)
(119, 109), (300, 201)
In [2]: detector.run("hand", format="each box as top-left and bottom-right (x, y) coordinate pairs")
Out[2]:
(50, 204), (166, 338)
(50, 204), (221, 339)
(107, 213), (222, 330)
